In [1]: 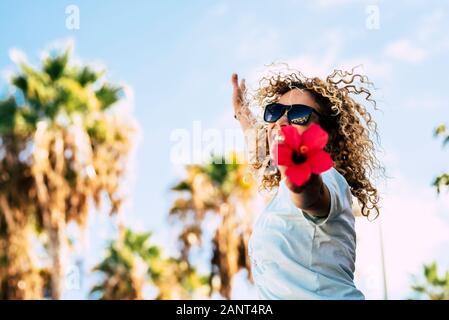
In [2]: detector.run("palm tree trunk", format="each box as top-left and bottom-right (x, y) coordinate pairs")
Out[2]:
(46, 211), (66, 300)
(8, 226), (44, 299)
(0, 195), (44, 299)
(378, 219), (388, 300)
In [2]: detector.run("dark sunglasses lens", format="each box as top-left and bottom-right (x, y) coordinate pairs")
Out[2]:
(264, 104), (284, 122)
(288, 106), (313, 125)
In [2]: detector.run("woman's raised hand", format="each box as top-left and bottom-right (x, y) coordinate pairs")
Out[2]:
(231, 73), (256, 131)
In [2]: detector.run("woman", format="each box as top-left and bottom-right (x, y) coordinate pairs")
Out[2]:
(231, 69), (382, 299)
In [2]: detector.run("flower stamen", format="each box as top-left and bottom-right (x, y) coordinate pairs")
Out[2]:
(299, 145), (308, 154)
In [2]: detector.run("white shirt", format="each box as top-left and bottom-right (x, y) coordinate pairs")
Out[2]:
(248, 167), (364, 299)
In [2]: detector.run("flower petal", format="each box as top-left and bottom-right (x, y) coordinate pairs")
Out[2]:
(281, 125), (302, 149)
(271, 143), (294, 166)
(308, 150), (334, 174)
(286, 163), (312, 187)
(301, 123), (329, 151)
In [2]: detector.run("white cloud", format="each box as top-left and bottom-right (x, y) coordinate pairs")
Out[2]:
(383, 10), (449, 66)
(338, 57), (393, 83)
(384, 39), (428, 63)
(286, 30), (344, 78)
(8, 47), (28, 65)
(245, 30), (343, 83)
(246, 29), (392, 89)
(402, 95), (448, 111)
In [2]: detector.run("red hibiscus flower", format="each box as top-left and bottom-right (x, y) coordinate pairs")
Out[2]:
(271, 123), (334, 187)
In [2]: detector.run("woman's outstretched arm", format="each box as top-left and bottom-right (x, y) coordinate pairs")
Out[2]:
(283, 171), (331, 218)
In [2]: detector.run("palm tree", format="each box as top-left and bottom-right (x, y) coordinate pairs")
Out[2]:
(410, 124), (449, 300)
(154, 257), (209, 300)
(169, 153), (257, 299)
(433, 124), (449, 193)
(0, 46), (136, 299)
(91, 226), (209, 299)
(412, 262), (449, 300)
(409, 124), (449, 300)
(0, 214), (46, 299)
(91, 227), (160, 300)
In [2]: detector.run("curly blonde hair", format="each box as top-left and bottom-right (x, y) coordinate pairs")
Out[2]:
(247, 67), (383, 219)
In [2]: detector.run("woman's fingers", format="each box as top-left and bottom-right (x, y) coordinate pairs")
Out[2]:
(232, 73), (255, 130)
(232, 73), (239, 89)
(232, 73), (242, 108)
(240, 78), (246, 94)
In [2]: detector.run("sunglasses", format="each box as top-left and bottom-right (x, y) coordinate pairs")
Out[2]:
(263, 103), (321, 125)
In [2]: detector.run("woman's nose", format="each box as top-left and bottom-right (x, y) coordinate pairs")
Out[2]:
(275, 113), (289, 126)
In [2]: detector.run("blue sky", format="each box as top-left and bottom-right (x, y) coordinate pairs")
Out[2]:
(1, 0), (449, 299)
